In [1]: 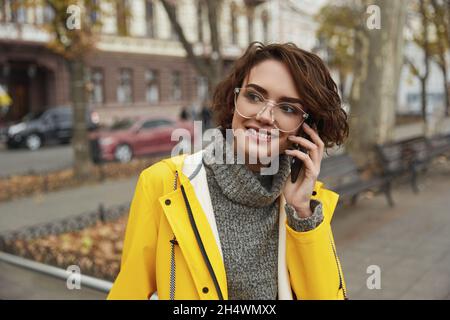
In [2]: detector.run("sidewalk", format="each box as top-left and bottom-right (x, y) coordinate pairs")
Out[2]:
(0, 260), (107, 299)
(0, 176), (139, 299)
(0, 176), (138, 233)
(333, 161), (450, 299)
(0, 159), (449, 299)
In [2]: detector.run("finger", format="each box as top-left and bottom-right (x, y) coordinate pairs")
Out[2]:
(285, 149), (318, 178)
(302, 122), (325, 157)
(287, 135), (320, 165)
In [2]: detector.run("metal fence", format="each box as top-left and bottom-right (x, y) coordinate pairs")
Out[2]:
(0, 201), (130, 282)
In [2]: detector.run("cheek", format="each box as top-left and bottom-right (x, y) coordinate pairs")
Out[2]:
(277, 132), (292, 152)
(231, 111), (243, 130)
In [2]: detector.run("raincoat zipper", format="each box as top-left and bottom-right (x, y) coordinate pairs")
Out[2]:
(329, 232), (348, 300)
(169, 171), (179, 300)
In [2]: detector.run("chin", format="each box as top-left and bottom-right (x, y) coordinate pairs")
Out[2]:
(234, 127), (283, 163)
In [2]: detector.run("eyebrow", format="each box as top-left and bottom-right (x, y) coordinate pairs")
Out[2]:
(245, 83), (303, 105)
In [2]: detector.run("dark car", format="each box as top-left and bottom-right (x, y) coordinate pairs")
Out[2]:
(5, 106), (99, 150)
(89, 116), (195, 163)
(0, 120), (9, 144)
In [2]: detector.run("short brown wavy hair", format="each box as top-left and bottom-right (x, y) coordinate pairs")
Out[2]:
(211, 42), (349, 148)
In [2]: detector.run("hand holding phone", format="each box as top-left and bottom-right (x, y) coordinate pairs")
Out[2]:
(290, 116), (315, 183)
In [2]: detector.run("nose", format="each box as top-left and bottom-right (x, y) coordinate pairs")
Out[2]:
(255, 102), (275, 125)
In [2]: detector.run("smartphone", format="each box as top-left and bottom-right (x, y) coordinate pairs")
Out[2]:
(290, 116), (315, 183)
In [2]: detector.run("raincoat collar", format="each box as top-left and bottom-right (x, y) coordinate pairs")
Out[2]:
(160, 150), (316, 300)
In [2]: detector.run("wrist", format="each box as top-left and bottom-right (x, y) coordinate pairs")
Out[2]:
(292, 202), (313, 218)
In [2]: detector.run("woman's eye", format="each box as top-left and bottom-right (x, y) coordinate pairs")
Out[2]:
(245, 92), (263, 103)
(279, 104), (298, 113)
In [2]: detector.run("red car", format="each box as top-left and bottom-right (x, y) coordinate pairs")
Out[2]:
(89, 116), (195, 163)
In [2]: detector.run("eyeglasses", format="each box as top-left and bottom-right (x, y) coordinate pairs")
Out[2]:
(233, 87), (309, 132)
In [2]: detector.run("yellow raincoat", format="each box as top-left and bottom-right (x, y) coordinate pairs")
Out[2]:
(107, 150), (347, 300)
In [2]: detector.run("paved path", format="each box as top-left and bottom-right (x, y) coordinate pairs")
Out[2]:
(0, 159), (449, 299)
(0, 175), (139, 300)
(333, 160), (450, 299)
(0, 260), (107, 300)
(0, 176), (138, 233)
(0, 144), (73, 177)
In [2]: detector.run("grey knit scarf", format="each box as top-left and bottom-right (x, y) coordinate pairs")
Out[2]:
(202, 129), (291, 299)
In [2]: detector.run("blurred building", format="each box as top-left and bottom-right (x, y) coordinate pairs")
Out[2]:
(0, 0), (325, 125)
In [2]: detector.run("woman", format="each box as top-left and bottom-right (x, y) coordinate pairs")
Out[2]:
(107, 42), (349, 300)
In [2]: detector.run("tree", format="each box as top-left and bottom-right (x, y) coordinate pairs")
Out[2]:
(38, 0), (103, 181)
(429, 0), (450, 117)
(160, 0), (224, 98)
(315, 2), (360, 101)
(405, 0), (432, 123)
(346, 0), (407, 168)
(160, 0), (267, 99)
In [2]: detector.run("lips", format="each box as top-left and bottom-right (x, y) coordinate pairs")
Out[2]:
(244, 126), (278, 142)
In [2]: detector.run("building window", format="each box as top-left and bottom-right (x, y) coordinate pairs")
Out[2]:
(2, 0), (16, 22)
(247, 6), (255, 44)
(16, 2), (26, 24)
(261, 10), (269, 44)
(90, 0), (100, 25)
(171, 71), (182, 101)
(0, 0), (5, 22)
(117, 68), (133, 104)
(116, 0), (129, 36)
(197, 0), (204, 42)
(89, 68), (104, 104)
(145, 0), (156, 38)
(230, 2), (238, 45)
(197, 76), (208, 102)
(43, 5), (54, 24)
(169, 3), (178, 40)
(145, 69), (159, 103)
(34, 5), (44, 25)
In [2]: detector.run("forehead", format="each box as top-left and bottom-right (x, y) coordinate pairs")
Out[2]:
(244, 59), (300, 99)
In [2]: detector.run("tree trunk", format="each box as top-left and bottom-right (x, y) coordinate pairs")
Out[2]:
(339, 72), (347, 102)
(347, 0), (407, 169)
(246, 6), (255, 44)
(68, 59), (92, 181)
(420, 0), (431, 133)
(420, 78), (428, 122)
(444, 60), (450, 117)
(160, 0), (223, 101)
(430, 0), (450, 116)
(205, 0), (224, 97)
(438, 60), (450, 118)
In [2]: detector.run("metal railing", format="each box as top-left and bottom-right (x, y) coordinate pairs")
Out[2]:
(0, 202), (130, 283)
(0, 251), (113, 293)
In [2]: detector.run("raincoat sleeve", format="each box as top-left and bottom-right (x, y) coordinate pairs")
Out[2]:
(285, 188), (347, 300)
(107, 169), (159, 300)
(285, 200), (324, 232)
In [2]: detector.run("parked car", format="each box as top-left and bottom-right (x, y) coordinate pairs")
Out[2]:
(89, 116), (195, 163)
(5, 106), (99, 150)
(0, 120), (9, 144)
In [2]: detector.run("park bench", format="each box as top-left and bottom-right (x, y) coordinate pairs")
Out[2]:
(376, 134), (450, 193)
(319, 153), (394, 207)
(425, 133), (450, 159)
(375, 136), (432, 193)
